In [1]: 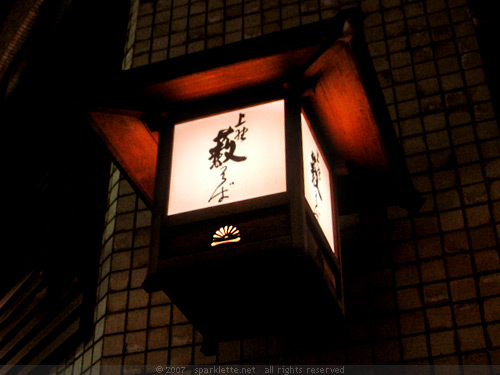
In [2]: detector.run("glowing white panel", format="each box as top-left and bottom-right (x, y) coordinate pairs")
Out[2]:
(301, 113), (335, 253)
(168, 100), (287, 215)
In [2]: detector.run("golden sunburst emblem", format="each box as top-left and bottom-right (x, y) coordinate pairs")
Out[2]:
(211, 225), (241, 247)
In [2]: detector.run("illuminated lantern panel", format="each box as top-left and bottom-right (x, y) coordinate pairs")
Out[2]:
(301, 112), (335, 254)
(167, 100), (287, 216)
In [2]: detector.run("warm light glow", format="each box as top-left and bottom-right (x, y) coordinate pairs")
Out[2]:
(88, 110), (158, 206)
(304, 43), (389, 173)
(211, 225), (241, 247)
(168, 100), (287, 215)
(301, 113), (335, 253)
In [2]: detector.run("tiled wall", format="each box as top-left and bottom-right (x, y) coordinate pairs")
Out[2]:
(59, 0), (500, 371)
(122, 0), (352, 70)
(95, 165), (212, 366)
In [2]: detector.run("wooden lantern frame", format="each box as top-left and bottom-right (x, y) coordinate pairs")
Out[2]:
(146, 90), (344, 345)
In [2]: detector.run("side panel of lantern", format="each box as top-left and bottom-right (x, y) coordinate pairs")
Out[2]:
(301, 112), (335, 254)
(301, 111), (343, 311)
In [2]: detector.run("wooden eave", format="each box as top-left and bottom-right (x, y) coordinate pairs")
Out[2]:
(303, 39), (391, 173)
(88, 11), (421, 211)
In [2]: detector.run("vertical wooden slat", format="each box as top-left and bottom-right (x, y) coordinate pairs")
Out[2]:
(284, 89), (307, 252)
(144, 117), (174, 289)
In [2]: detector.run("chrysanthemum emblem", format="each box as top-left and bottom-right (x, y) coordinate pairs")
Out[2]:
(211, 225), (241, 247)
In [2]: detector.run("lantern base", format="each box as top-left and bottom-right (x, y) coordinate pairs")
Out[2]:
(145, 245), (345, 350)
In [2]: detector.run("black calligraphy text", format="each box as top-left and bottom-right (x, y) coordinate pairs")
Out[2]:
(208, 113), (248, 203)
(310, 151), (322, 216)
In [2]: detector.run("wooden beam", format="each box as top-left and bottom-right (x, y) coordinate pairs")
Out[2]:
(88, 109), (158, 207)
(304, 41), (390, 174)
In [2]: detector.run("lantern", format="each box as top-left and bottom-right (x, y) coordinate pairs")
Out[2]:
(147, 92), (344, 348)
(88, 11), (422, 352)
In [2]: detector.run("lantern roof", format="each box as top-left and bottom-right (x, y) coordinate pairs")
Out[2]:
(88, 10), (423, 213)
